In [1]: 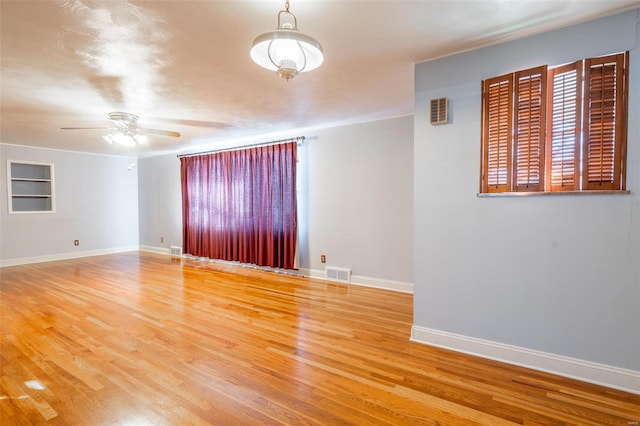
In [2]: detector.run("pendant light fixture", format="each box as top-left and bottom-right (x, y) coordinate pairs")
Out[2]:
(250, 0), (324, 80)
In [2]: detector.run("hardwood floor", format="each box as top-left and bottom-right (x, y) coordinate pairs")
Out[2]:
(1, 251), (638, 425)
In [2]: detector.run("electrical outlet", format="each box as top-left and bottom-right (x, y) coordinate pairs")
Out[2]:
(74, 240), (79, 246)
(321, 255), (326, 263)
(161, 236), (164, 243)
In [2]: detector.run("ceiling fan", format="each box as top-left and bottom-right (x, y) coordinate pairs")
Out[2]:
(61, 112), (181, 147)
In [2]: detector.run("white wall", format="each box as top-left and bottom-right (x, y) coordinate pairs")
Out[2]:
(413, 10), (640, 392)
(138, 115), (414, 290)
(0, 144), (139, 265)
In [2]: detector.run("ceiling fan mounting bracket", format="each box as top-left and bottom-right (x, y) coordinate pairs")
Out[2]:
(108, 112), (139, 130)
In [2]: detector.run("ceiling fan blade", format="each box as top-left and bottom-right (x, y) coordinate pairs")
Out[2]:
(138, 127), (181, 137)
(60, 127), (109, 130)
(147, 117), (230, 129)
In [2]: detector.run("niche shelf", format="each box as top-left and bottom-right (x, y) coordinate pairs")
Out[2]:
(7, 160), (55, 214)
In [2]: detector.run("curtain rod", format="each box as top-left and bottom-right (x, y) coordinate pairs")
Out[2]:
(176, 136), (305, 158)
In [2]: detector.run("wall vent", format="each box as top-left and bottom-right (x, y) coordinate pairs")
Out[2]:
(326, 266), (351, 283)
(430, 97), (449, 125)
(170, 245), (182, 257)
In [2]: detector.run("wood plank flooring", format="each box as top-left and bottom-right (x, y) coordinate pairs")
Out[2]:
(1, 251), (638, 425)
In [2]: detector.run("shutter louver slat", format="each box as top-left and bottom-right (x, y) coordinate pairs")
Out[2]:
(514, 66), (546, 192)
(583, 54), (624, 190)
(547, 61), (581, 191)
(482, 74), (513, 192)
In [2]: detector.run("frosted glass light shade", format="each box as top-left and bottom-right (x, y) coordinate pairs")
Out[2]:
(251, 28), (323, 79)
(103, 132), (137, 147)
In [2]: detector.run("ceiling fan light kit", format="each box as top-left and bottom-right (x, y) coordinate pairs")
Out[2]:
(102, 132), (146, 148)
(250, 0), (324, 80)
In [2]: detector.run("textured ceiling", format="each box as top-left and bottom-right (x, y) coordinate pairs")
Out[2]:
(1, 0), (638, 157)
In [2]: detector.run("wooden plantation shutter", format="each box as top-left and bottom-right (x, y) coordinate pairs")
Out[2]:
(583, 53), (626, 190)
(479, 51), (628, 194)
(482, 73), (513, 193)
(513, 66), (546, 191)
(547, 61), (582, 191)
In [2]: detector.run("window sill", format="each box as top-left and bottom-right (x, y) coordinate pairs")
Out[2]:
(477, 190), (631, 197)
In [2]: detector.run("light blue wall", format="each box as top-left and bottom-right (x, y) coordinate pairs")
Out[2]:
(0, 144), (139, 264)
(303, 117), (413, 283)
(414, 10), (640, 371)
(137, 154), (182, 252)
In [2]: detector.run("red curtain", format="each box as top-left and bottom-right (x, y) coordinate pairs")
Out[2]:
(180, 142), (297, 269)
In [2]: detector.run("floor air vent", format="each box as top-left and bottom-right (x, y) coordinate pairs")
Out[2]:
(170, 245), (182, 257)
(326, 267), (351, 283)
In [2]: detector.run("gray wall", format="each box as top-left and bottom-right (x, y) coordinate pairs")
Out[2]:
(0, 144), (139, 264)
(413, 10), (640, 371)
(138, 115), (414, 287)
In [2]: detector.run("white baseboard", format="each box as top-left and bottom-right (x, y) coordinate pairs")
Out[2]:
(299, 268), (413, 293)
(134, 252), (413, 293)
(0, 246), (140, 267)
(351, 274), (413, 293)
(139, 245), (171, 255)
(169, 258), (412, 293)
(411, 325), (640, 395)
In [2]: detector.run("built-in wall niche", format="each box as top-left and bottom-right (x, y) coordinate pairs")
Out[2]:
(7, 160), (55, 214)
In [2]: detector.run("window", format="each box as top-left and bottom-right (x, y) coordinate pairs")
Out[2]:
(180, 142), (298, 270)
(7, 160), (55, 213)
(480, 52), (628, 193)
